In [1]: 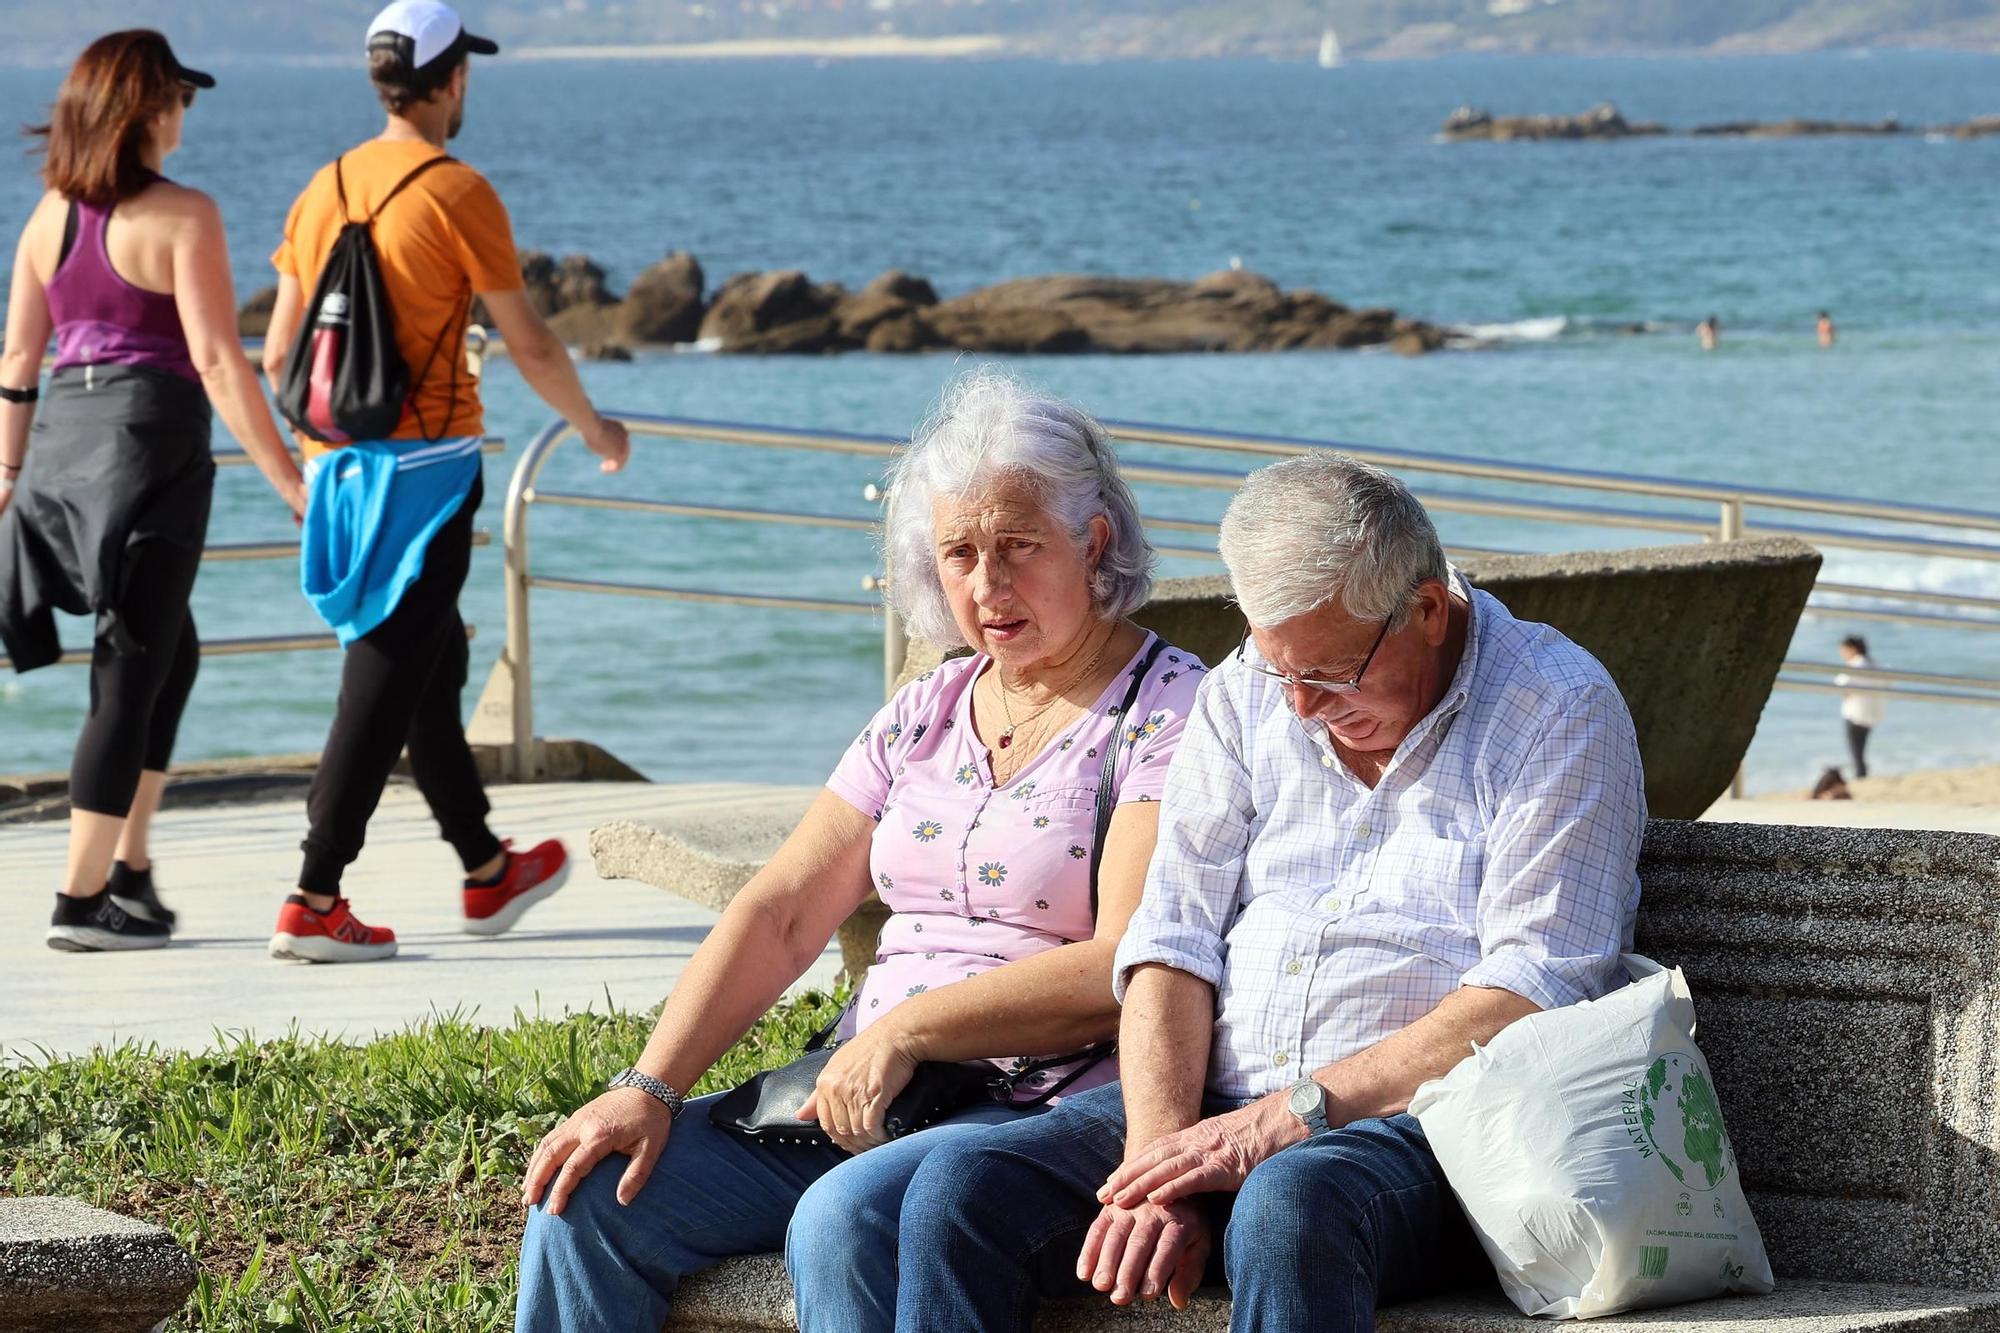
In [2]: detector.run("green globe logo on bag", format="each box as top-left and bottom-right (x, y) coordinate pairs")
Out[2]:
(1619, 1052), (1732, 1189)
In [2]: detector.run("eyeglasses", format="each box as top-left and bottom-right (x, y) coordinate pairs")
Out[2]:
(178, 86), (196, 109)
(1238, 614), (1395, 697)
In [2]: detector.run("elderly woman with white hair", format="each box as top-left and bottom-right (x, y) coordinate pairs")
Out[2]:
(513, 370), (1207, 1333)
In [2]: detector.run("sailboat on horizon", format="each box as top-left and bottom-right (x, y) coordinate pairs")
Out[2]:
(1317, 26), (1343, 68)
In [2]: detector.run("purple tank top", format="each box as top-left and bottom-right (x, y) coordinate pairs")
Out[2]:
(46, 185), (199, 385)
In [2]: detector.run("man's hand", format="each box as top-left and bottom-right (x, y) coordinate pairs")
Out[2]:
(582, 413), (630, 473)
(1098, 1096), (1305, 1209)
(797, 1020), (920, 1155)
(1077, 1198), (1210, 1308)
(521, 1087), (673, 1215)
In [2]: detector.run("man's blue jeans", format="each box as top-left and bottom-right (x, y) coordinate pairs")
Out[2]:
(515, 1090), (1044, 1333)
(891, 1082), (1489, 1333)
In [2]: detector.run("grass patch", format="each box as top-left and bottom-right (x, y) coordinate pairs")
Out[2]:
(0, 989), (845, 1331)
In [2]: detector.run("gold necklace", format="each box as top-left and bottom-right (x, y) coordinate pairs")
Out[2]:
(994, 632), (1113, 750)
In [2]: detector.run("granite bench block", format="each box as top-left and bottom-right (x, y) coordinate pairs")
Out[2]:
(0, 1196), (197, 1333)
(664, 1252), (2000, 1331)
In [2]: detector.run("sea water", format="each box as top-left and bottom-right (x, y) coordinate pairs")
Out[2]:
(0, 53), (1994, 791)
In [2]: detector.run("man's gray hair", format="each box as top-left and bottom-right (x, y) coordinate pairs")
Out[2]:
(882, 369), (1155, 649)
(1218, 453), (1447, 630)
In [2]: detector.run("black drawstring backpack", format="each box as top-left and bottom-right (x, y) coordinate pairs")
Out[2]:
(277, 153), (460, 445)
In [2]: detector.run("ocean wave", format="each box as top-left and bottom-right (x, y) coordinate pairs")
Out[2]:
(1448, 314), (1689, 346)
(1452, 315), (1571, 342)
(1814, 550), (2000, 608)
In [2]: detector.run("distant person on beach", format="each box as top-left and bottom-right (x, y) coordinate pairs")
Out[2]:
(1834, 634), (1883, 780)
(0, 31), (308, 953)
(258, 0), (630, 963)
(515, 372), (1208, 1331)
(1817, 310), (1836, 348)
(1697, 314), (1720, 351)
(1811, 767), (1853, 801)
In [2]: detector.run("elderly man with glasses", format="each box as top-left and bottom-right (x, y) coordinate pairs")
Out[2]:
(891, 452), (1646, 1332)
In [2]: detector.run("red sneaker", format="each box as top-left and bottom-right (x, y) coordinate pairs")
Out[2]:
(268, 895), (398, 963)
(461, 838), (569, 937)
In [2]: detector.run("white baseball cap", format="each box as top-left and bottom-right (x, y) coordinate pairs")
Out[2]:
(366, 0), (499, 71)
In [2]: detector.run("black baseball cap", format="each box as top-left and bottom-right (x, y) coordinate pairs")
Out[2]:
(162, 37), (216, 89)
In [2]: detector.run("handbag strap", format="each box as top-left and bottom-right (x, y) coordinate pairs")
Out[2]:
(1090, 634), (1168, 918)
(810, 633), (1168, 1070)
(1002, 632), (1170, 1105)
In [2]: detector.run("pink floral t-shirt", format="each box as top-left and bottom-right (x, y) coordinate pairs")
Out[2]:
(825, 632), (1207, 1100)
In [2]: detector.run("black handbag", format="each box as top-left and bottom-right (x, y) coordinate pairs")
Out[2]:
(711, 637), (1169, 1147)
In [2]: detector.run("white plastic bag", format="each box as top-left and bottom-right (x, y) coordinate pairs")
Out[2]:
(1409, 957), (1775, 1319)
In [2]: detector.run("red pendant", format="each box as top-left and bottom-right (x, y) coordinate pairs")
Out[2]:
(998, 731), (1014, 749)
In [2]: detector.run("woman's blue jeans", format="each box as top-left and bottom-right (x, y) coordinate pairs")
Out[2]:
(891, 1082), (1489, 1333)
(515, 1090), (1045, 1333)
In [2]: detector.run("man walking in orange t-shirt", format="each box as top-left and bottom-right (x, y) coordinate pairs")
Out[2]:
(261, 0), (630, 962)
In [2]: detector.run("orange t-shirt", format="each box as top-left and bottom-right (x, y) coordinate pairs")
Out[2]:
(272, 140), (520, 458)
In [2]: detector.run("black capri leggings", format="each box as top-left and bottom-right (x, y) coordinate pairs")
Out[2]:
(69, 541), (202, 816)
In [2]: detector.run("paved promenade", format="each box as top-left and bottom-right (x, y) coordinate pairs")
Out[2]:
(1699, 796), (2000, 835)
(4, 778), (1989, 1062)
(2, 781), (834, 1062)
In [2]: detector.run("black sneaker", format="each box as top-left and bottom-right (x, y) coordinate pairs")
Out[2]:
(46, 892), (172, 952)
(107, 860), (177, 931)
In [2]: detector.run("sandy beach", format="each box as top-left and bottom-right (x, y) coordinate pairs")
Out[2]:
(512, 35), (1011, 62)
(1763, 762), (2000, 807)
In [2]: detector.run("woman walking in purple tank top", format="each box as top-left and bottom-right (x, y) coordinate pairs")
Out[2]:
(0, 31), (308, 952)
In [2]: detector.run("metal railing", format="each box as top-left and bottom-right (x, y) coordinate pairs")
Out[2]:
(484, 412), (2000, 782)
(0, 439), (502, 673)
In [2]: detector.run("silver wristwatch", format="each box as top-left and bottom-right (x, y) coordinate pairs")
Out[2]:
(1286, 1078), (1332, 1135)
(610, 1067), (686, 1119)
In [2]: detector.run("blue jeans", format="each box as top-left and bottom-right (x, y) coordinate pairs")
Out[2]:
(515, 1090), (1045, 1333)
(893, 1082), (1488, 1333)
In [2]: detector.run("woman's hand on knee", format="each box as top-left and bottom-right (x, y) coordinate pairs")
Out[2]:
(521, 1088), (673, 1215)
(798, 1023), (920, 1155)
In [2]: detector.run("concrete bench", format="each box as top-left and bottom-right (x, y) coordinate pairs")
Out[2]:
(602, 822), (2000, 1329)
(0, 1196), (197, 1333)
(667, 1255), (2000, 1330)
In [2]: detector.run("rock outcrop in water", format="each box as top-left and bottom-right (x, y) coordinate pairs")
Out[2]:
(1442, 103), (1665, 142)
(1444, 103), (2000, 142)
(242, 253), (1447, 356)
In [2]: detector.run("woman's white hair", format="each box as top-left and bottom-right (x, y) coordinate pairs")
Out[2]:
(1217, 453), (1446, 630)
(882, 369), (1155, 649)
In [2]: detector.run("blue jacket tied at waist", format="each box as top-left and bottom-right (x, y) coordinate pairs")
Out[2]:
(301, 436), (482, 645)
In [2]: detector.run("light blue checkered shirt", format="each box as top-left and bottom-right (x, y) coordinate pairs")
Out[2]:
(1113, 574), (1646, 1101)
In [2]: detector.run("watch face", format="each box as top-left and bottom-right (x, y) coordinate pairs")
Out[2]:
(1287, 1081), (1320, 1117)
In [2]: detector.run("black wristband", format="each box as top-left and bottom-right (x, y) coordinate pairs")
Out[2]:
(0, 384), (39, 404)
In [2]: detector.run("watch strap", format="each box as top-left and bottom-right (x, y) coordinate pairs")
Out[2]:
(610, 1067), (686, 1119)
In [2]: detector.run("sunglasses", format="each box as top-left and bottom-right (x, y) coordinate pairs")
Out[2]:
(1237, 614), (1395, 697)
(178, 85), (196, 109)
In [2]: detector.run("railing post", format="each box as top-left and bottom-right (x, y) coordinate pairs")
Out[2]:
(1718, 497), (1745, 543)
(865, 481), (907, 698)
(471, 418), (575, 782)
(502, 506), (536, 782)
(883, 598), (907, 699)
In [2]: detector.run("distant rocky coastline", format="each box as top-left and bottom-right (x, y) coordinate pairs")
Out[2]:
(238, 253), (1448, 359)
(1442, 102), (2000, 142)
